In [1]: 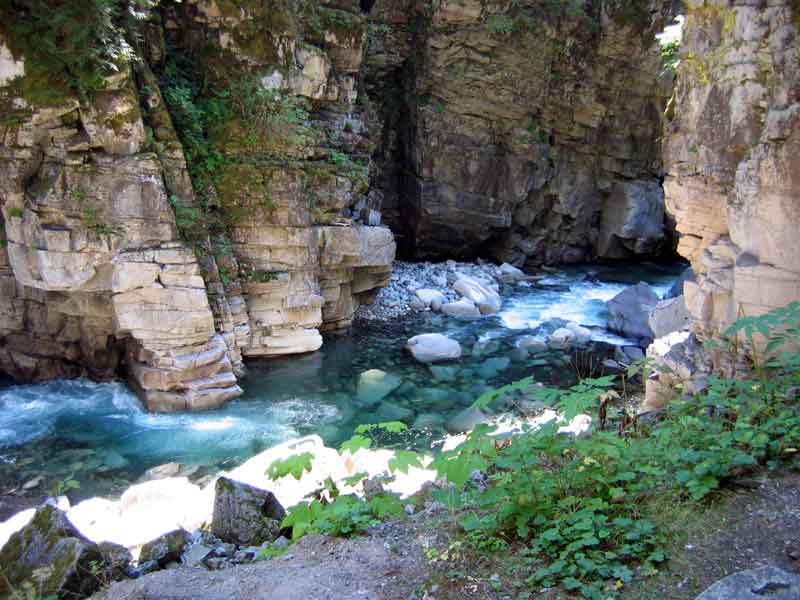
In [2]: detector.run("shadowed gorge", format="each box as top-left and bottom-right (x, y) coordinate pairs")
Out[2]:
(1, 2), (800, 600)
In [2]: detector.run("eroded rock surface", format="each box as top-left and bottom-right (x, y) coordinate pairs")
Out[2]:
(211, 477), (285, 547)
(0, 505), (105, 599)
(369, 0), (677, 264)
(664, 1), (800, 338)
(0, 2), (396, 410)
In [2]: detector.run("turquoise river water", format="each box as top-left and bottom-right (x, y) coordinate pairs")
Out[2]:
(0, 262), (684, 501)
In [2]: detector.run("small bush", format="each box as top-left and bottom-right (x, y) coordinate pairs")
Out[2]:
(267, 304), (800, 599)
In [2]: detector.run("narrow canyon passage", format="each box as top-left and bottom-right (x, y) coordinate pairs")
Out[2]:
(2, 1), (800, 599)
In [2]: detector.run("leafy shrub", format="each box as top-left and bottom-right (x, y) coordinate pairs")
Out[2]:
(0, 0), (152, 100)
(263, 305), (800, 599)
(660, 39), (681, 73)
(267, 422), (414, 540)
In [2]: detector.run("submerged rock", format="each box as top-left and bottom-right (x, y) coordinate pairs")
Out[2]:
(374, 402), (414, 423)
(0, 504), (105, 599)
(429, 365), (459, 382)
(412, 413), (446, 430)
(406, 334), (462, 363)
(356, 369), (402, 406)
(476, 357), (511, 379)
(211, 477), (286, 546)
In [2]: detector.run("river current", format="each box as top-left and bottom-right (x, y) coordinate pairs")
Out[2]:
(0, 262), (684, 501)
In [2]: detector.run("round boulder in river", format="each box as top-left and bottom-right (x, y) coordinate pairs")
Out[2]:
(406, 334), (462, 363)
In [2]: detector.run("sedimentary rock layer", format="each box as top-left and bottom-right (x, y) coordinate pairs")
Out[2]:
(664, 0), (800, 337)
(367, 0), (677, 264)
(0, 0), (396, 411)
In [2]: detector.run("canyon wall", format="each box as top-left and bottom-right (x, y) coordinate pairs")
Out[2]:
(0, 0), (677, 410)
(368, 0), (677, 264)
(0, 0), (395, 411)
(664, 0), (800, 337)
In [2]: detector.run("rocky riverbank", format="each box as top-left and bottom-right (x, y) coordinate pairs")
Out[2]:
(355, 260), (522, 322)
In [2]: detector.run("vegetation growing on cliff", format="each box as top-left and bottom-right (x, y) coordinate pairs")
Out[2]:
(159, 51), (316, 248)
(0, 0), (154, 101)
(268, 304), (800, 599)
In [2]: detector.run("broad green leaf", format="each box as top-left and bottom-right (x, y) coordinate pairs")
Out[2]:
(266, 452), (314, 481)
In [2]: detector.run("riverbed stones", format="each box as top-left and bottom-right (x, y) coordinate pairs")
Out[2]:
(375, 402), (413, 423)
(211, 477), (286, 547)
(429, 365), (459, 382)
(453, 275), (501, 314)
(356, 369), (402, 406)
(607, 283), (660, 341)
(441, 298), (481, 317)
(497, 263), (526, 282)
(548, 323), (591, 349)
(415, 289), (446, 309)
(0, 504), (105, 599)
(139, 528), (189, 567)
(413, 413), (446, 430)
(695, 565), (800, 600)
(516, 336), (547, 353)
(406, 334), (462, 363)
(477, 357), (511, 379)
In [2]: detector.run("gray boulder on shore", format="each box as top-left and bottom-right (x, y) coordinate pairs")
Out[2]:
(694, 565), (800, 600)
(607, 282), (660, 342)
(211, 477), (286, 547)
(0, 504), (108, 599)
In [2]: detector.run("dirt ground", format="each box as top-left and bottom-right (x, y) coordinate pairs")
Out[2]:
(91, 517), (498, 600)
(91, 471), (800, 600)
(620, 470), (800, 600)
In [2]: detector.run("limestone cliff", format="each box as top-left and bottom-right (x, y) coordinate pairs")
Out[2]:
(0, 0), (395, 411)
(664, 0), (800, 337)
(0, 0), (679, 411)
(366, 0), (677, 264)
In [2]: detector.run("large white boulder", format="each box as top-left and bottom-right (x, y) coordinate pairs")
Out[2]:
(453, 274), (501, 314)
(406, 333), (462, 363)
(648, 295), (692, 338)
(441, 298), (481, 317)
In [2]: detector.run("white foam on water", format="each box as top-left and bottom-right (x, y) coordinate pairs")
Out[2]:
(0, 378), (331, 468)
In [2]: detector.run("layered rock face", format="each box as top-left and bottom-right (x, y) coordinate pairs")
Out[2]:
(0, 58), (239, 411)
(664, 1), (800, 336)
(366, 0), (677, 264)
(0, 0), (395, 411)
